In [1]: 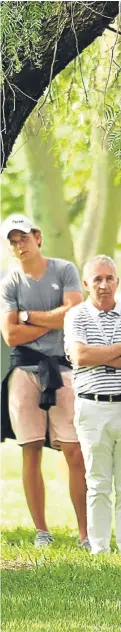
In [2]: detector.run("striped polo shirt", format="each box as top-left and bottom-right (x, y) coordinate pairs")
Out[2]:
(64, 297), (121, 396)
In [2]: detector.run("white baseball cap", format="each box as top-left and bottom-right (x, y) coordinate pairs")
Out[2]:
(0, 214), (34, 239)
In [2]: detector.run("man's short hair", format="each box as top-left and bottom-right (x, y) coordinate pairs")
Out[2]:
(83, 255), (117, 280)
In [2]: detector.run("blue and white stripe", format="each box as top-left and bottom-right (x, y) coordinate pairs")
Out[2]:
(64, 299), (121, 395)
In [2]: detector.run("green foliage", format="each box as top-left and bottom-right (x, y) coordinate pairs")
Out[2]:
(108, 129), (121, 163)
(1, 2), (121, 176)
(2, 1), (60, 75)
(1, 140), (28, 220)
(47, 26), (121, 188)
(1, 22), (121, 264)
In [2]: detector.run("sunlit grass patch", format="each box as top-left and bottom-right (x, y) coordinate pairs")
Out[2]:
(1, 440), (121, 632)
(2, 543), (121, 632)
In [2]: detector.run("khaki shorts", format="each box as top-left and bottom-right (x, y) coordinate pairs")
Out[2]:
(8, 368), (78, 448)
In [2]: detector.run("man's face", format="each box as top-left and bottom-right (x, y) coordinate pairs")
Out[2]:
(84, 261), (119, 309)
(8, 230), (41, 261)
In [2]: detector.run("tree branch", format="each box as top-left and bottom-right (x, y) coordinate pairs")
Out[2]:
(1, 1), (119, 171)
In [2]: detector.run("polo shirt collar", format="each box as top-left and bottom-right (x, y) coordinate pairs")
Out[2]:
(86, 296), (121, 318)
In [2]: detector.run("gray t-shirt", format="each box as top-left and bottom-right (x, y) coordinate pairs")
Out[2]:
(0, 258), (82, 358)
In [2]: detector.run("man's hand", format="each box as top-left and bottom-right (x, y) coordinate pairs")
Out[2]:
(18, 291), (83, 330)
(0, 311), (50, 347)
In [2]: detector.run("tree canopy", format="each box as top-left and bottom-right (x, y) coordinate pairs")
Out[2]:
(1, 21), (121, 273)
(1, 0), (119, 170)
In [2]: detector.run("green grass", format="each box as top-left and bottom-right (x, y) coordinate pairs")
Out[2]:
(1, 440), (121, 632)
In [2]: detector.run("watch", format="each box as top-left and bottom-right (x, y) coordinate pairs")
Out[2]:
(20, 311), (30, 323)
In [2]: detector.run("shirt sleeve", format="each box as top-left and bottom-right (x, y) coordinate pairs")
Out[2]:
(62, 262), (82, 293)
(0, 276), (18, 313)
(64, 306), (87, 358)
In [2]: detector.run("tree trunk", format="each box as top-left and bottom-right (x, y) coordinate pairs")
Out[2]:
(1, 1), (118, 169)
(75, 130), (121, 272)
(23, 112), (75, 260)
(97, 155), (121, 257)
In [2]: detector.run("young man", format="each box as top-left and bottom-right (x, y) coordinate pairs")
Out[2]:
(0, 213), (88, 548)
(64, 255), (121, 554)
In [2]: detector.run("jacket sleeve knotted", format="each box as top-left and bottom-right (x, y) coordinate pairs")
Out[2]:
(38, 357), (63, 411)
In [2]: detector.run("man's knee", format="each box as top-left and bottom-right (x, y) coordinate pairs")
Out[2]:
(23, 440), (44, 451)
(61, 442), (85, 470)
(23, 441), (43, 467)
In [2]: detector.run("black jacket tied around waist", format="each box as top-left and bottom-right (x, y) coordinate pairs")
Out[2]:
(1, 345), (71, 445)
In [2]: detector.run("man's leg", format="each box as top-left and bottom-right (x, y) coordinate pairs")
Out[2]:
(61, 442), (87, 543)
(22, 441), (48, 531)
(8, 369), (52, 544)
(75, 399), (113, 553)
(49, 371), (87, 543)
(86, 442), (112, 554)
(113, 405), (121, 551)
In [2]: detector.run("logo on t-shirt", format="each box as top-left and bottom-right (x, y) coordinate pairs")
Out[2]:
(51, 284), (59, 290)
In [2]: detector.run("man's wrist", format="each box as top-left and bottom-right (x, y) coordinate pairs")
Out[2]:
(27, 311), (31, 323)
(18, 310), (31, 324)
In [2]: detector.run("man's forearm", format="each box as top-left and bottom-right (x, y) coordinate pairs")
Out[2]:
(18, 292), (83, 330)
(6, 324), (50, 347)
(27, 306), (71, 330)
(70, 342), (121, 367)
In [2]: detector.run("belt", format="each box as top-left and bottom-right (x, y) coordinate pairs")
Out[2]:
(78, 393), (121, 403)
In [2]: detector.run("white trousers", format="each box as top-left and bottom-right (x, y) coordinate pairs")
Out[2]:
(74, 398), (121, 554)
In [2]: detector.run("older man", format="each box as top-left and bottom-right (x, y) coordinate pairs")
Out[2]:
(0, 213), (87, 548)
(64, 255), (121, 554)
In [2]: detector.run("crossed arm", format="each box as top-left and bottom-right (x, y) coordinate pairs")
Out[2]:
(0, 291), (83, 347)
(18, 292), (82, 330)
(69, 341), (121, 369)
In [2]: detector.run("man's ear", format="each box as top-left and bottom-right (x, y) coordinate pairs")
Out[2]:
(117, 278), (119, 288)
(83, 280), (88, 291)
(36, 230), (42, 247)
